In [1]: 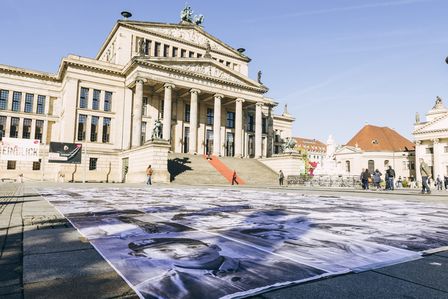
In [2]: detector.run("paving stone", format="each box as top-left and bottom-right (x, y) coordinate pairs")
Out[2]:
(0, 284), (22, 296)
(257, 271), (448, 299)
(0, 264), (21, 288)
(23, 227), (92, 255)
(23, 248), (113, 283)
(24, 271), (138, 299)
(435, 251), (448, 258)
(375, 255), (448, 293)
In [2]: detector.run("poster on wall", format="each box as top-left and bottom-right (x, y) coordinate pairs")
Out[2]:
(48, 142), (82, 164)
(0, 137), (40, 161)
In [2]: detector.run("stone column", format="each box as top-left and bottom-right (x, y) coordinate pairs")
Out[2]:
(433, 138), (441, 178)
(235, 98), (244, 157)
(189, 89), (200, 154)
(131, 79), (144, 148)
(213, 94), (223, 156)
(162, 83), (175, 141)
(255, 102), (263, 158)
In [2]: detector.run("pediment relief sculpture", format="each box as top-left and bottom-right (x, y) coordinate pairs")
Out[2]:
(166, 63), (247, 85)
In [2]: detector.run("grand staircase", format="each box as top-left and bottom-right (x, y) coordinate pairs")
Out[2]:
(168, 153), (278, 186)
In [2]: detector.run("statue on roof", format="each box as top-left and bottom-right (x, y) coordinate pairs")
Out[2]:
(257, 70), (263, 84)
(138, 39), (147, 56)
(415, 112), (420, 124)
(194, 14), (204, 25)
(180, 5), (193, 23)
(433, 96), (443, 109)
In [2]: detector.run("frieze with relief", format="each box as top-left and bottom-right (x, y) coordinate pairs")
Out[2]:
(166, 63), (247, 85)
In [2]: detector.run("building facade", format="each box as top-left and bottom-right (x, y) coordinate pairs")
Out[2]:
(413, 97), (448, 181)
(333, 125), (415, 179)
(0, 14), (291, 182)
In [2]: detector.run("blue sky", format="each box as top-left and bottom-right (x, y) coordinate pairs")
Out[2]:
(1, 0), (447, 144)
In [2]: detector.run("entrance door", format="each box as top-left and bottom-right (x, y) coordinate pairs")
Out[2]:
(183, 127), (190, 153)
(226, 132), (234, 157)
(248, 135), (255, 158)
(122, 158), (129, 183)
(206, 129), (213, 155)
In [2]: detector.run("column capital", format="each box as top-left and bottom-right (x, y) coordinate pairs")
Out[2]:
(415, 140), (422, 145)
(432, 138), (440, 144)
(164, 83), (175, 89)
(214, 93), (224, 99)
(255, 102), (264, 107)
(236, 98), (245, 103)
(135, 78), (146, 85)
(190, 88), (201, 94)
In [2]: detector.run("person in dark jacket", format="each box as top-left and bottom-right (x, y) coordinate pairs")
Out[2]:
(386, 166), (396, 191)
(361, 169), (371, 190)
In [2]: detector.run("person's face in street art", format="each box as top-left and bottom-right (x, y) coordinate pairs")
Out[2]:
(129, 238), (223, 269)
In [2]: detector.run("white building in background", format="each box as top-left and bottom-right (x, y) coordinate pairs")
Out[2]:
(0, 9), (293, 182)
(331, 125), (415, 179)
(413, 97), (448, 180)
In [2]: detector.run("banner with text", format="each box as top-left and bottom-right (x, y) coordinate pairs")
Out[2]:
(0, 137), (40, 161)
(48, 142), (82, 164)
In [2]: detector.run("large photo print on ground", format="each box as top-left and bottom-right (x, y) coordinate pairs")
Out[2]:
(39, 187), (448, 299)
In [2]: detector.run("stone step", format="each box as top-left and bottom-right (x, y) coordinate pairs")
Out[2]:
(219, 157), (279, 186)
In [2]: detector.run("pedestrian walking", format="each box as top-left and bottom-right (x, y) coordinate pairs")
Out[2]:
(361, 169), (371, 190)
(419, 158), (431, 194)
(444, 175), (448, 191)
(386, 166), (395, 191)
(231, 170), (239, 185)
(372, 169), (382, 190)
(436, 175), (442, 191)
(146, 165), (153, 185)
(279, 170), (284, 186)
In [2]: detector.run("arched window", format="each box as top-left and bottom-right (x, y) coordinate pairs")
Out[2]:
(368, 160), (375, 173)
(345, 161), (351, 173)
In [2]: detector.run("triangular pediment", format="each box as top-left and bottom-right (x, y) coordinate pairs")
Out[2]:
(335, 146), (362, 155)
(413, 113), (448, 135)
(124, 22), (246, 61)
(140, 58), (265, 90)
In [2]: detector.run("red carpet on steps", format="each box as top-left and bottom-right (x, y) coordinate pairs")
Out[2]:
(204, 155), (245, 185)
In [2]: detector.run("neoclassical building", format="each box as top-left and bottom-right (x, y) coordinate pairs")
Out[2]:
(413, 97), (448, 180)
(0, 12), (293, 182)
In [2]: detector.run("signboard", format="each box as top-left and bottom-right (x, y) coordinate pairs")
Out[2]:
(48, 142), (82, 164)
(0, 137), (40, 161)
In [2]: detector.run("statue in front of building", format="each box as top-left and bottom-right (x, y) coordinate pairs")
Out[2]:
(282, 137), (296, 153)
(152, 119), (163, 140)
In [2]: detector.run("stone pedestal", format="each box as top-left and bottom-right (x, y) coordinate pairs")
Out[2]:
(123, 140), (171, 183)
(259, 152), (305, 177)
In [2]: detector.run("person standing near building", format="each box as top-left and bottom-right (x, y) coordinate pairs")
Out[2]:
(278, 170), (284, 186)
(436, 175), (442, 191)
(146, 165), (153, 185)
(444, 175), (448, 191)
(386, 166), (395, 191)
(372, 169), (382, 190)
(419, 158), (431, 194)
(231, 170), (239, 185)
(361, 169), (371, 190)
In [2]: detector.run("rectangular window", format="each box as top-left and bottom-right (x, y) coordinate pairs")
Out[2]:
(262, 117), (267, 134)
(197, 53), (202, 58)
(80, 87), (88, 108)
(226, 61), (231, 67)
(163, 45), (169, 57)
(207, 108), (214, 125)
(154, 42), (161, 57)
(90, 116), (98, 142)
(247, 115), (254, 132)
(0, 116), (6, 140)
(32, 159), (41, 171)
(172, 47), (178, 57)
(10, 117), (19, 138)
(22, 118), (32, 139)
(89, 158), (98, 170)
(426, 147), (433, 154)
(181, 49), (186, 57)
(226, 111), (235, 128)
(102, 117), (111, 143)
(189, 51), (194, 58)
(12, 91), (21, 112)
(24, 93), (33, 113)
(141, 121), (146, 144)
(159, 100), (164, 119)
(184, 104), (190, 122)
(445, 146), (448, 153)
(104, 91), (112, 112)
(142, 97), (148, 116)
(7, 161), (16, 170)
(145, 39), (151, 55)
(37, 95), (45, 114)
(35, 120), (44, 141)
(0, 90), (8, 110)
(77, 114), (87, 141)
(92, 89), (100, 110)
